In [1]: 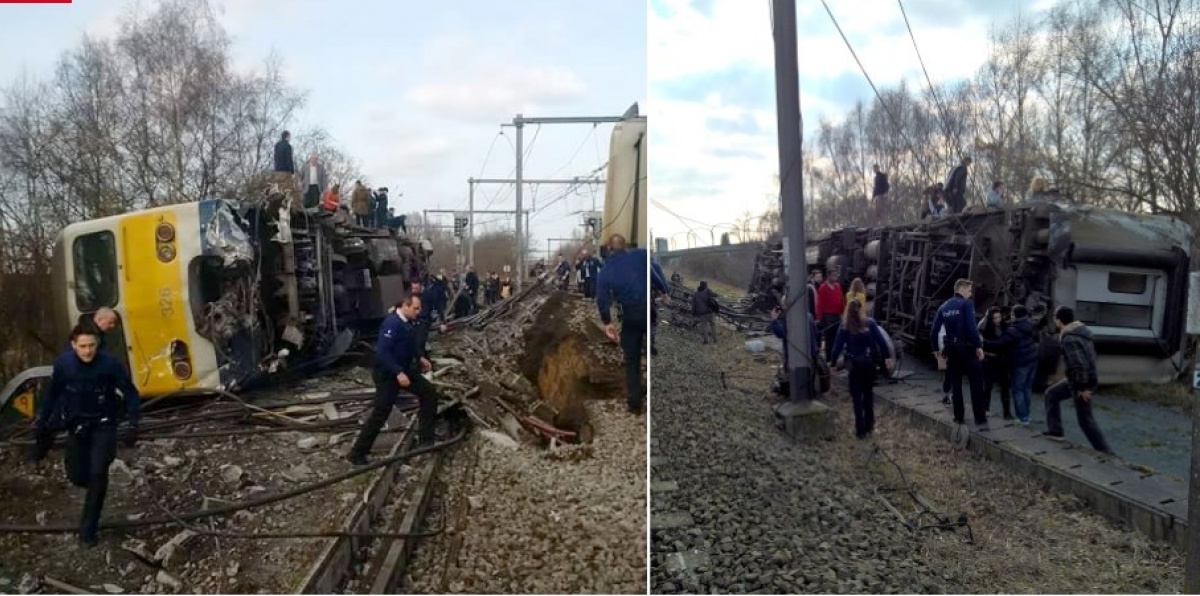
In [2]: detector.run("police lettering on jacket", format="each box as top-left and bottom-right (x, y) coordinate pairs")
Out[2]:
(930, 295), (983, 349)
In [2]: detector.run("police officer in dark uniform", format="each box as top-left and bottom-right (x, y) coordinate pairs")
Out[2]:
(596, 234), (648, 415)
(32, 325), (141, 547)
(347, 293), (438, 465)
(930, 278), (988, 429)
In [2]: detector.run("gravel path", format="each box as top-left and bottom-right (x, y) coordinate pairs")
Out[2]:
(650, 321), (1183, 594)
(408, 398), (647, 594)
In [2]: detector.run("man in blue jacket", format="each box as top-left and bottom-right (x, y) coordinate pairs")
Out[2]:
(348, 293), (437, 464)
(32, 325), (141, 547)
(930, 279), (987, 428)
(596, 234), (647, 414)
(578, 249), (603, 300)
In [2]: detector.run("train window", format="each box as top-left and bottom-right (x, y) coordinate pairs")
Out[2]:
(1108, 272), (1147, 295)
(73, 231), (119, 312)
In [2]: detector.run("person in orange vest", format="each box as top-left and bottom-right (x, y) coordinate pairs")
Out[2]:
(322, 183), (341, 212)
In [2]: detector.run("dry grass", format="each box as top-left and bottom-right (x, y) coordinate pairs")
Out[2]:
(1107, 380), (1194, 412)
(702, 321), (1184, 594)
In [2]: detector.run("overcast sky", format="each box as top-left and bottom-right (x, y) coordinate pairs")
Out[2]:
(649, 0), (1054, 248)
(0, 0), (646, 261)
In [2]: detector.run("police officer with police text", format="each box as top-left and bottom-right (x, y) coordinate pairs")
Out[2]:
(930, 279), (988, 429)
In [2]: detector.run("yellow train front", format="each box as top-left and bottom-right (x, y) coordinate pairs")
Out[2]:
(4, 195), (428, 420)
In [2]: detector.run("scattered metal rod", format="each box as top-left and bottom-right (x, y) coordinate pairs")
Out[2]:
(0, 428), (468, 534)
(42, 575), (93, 595)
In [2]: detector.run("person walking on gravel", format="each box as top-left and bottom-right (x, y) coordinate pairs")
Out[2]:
(1043, 306), (1114, 455)
(691, 281), (718, 344)
(830, 300), (892, 439)
(930, 279), (987, 429)
(348, 293), (438, 465)
(596, 234), (648, 415)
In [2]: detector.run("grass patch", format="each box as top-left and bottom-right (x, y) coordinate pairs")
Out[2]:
(1103, 379), (1194, 412)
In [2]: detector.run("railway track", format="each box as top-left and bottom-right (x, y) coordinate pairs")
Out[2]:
(299, 400), (462, 594)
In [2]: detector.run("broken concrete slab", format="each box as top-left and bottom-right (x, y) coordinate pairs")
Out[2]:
(651, 511), (694, 531)
(650, 480), (679, 493)
(480, 430), (519, 449)
(663, 549), (710, 573)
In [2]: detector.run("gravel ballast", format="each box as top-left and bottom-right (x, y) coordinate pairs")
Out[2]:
(650, 320), (1183, 594)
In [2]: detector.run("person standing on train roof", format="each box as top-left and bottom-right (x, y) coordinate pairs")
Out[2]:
(871, 164), (889, 225)
(595, 233), (648, 415)
(273, 131), (295, 174)
(930, 279), (988, 429)
(816, 269), (845, 362)
(31, 326), (141, 547)
(944, 156), (972, 214)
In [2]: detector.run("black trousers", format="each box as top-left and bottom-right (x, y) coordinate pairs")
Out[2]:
(1045, 380), (1111, 452)
(65, 422), (118, 541)
(847, 363), (877, 437)
(620, 308), (647, 411)
(350, 367), (440, 457)
(304, 184), (320, 209)
(820, 315), (841, 362)
(945, 343), (986, 425)
(983, 357), (1012, 418)
(584, 277), (596, 299)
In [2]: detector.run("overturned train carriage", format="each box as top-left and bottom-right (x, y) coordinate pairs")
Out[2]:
(751, 202), (1192, 386)
(4, 186), (429, 415)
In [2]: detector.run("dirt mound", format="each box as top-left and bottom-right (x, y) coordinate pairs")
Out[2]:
(519, 293), (622, 441)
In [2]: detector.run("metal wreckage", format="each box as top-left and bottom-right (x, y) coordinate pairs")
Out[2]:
(668, 201), (1194, 388)
(0, 171), (625, 444)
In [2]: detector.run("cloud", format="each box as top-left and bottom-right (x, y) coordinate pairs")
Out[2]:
(654, 61), (776, 109)
(705, 111), (762, 136)
(406, 65), (588, 123)
(710, 148), (766, 160)
(402, 33), (590, 123)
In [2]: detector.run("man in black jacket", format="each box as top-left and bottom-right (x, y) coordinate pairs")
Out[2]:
(692, 281), (718, 344)
(32, 326), (141, 547)
(1043, 306), (1114, 455)
(944, 156), (972, 214)
(273, 131), (295, 174)
(348, 293), (438, 465)
(872, 164), (889, 225)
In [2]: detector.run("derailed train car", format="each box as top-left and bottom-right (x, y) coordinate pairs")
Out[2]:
(2, 179), (429, 417)
(751, 202), (1193, 386)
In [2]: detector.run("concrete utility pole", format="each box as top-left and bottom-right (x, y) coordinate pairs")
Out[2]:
(771, 0), (832, 439)
(468, 175), (603, 287)
(1185, 271), (1200, 592)
(504, 113), (625, 290)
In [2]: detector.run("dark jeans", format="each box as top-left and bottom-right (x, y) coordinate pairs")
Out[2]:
(584, 278), (596, 299)
(947, 193), (966, 214)
(65, 422), (118, 542)
(1045, 379), (1111, 453)
(983, 357), (1012, 418)
(350, 366), (440, 457)
(847, 363), (876, 437)
(650, 303), (658, 354)
(946, 343), (986, 425)
(1010, 362), (1036, 422)
(304, 184), (320, 209)
(619, 308), (647, 411)
(820, 315), (841, 362)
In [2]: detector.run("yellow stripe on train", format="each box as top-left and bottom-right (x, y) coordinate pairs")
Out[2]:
(119, 209), (199, 395)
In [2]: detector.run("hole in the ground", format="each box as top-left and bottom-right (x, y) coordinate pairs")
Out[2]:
(519, 293), (623, 445)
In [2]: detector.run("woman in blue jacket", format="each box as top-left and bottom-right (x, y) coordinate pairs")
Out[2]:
(831, 300), (893, 439)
